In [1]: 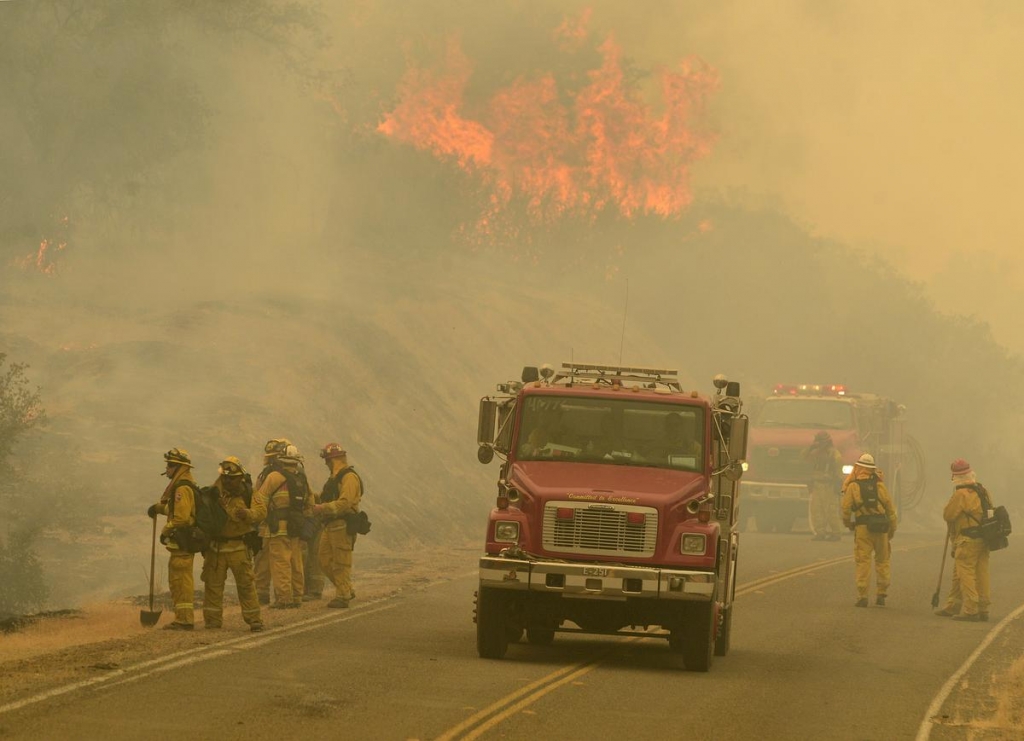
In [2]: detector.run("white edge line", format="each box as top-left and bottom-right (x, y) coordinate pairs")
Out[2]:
(0, 569), (478, 716)
(914, 601), (1024, 741)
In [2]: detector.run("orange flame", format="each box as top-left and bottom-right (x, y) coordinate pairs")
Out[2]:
(16, 238), (67, 275)
(378, 34), (719, 244)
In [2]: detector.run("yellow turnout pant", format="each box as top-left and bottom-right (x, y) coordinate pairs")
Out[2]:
(201, 545), (262, 627)
(269, 535), (305, 605)
(167, 550), (195, 625)
(809, 481), (843, 535)
(318, 522), (355, 600)
(952, 536), (990, 616)
(853, 526), (891, 599)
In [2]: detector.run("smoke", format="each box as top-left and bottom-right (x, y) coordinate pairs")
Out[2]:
(1, 1), (1022, 608)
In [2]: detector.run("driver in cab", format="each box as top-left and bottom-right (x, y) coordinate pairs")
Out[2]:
(644, 412), (701, 463)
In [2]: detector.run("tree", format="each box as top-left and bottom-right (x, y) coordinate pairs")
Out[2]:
(0, 353), (44, 476)
(0, 353), (46, 615)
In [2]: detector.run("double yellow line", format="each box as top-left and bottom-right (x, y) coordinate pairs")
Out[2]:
(439, 541), (936, 740)
(435, 552), (856, 741)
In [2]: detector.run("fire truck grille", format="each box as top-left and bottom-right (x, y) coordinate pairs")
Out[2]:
(542, 502), (658, 558)
(749, 446), (812, 482)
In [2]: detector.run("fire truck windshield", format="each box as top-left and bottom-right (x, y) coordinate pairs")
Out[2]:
(756, 398), (853, 430)
(516, 395), (704, 471)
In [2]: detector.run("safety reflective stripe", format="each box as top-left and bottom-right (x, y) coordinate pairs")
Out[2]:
(241, 607), (261, 615)
(175, 603), (194, 609)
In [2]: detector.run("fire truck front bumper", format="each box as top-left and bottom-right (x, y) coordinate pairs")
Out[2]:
(479, 556), (715, 601)
(741, 480), (810, 502)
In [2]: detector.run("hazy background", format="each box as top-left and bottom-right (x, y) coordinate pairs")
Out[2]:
(1, 0), (1021, 611)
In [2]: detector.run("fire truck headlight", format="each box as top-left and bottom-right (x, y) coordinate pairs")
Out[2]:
(681, 534), (707, 554)
(495, 521), (520, 543)
(842, 464), (854, 475)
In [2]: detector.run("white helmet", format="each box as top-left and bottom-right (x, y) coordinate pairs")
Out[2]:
(856, 453), (876, 469)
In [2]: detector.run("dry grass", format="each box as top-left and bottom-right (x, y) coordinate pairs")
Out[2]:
(0, 603), (149, 664)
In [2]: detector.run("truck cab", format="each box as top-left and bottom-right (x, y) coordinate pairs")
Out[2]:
(474, 363), (748, 671)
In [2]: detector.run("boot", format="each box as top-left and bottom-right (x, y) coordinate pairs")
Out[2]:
(326, 596), (350, 609)
(250, 623), (265, 633)
(855, 598), (868, 608)
(875, 596), (886, 607)
(952, 613), (980, 622)
(163, 622), (194, 631)
(934, 608), (956, 617)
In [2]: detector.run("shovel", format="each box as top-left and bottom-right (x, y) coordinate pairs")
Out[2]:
(140, 516), (162, 627)
(931, 532), (950, 609)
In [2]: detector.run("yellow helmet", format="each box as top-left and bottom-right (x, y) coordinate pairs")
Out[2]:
(164, 448), (192, 467)
(218, 456), (247, 477)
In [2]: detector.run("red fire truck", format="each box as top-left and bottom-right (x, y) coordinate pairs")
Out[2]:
(740, 383), (925, 533)
(474, 362), (749, 671)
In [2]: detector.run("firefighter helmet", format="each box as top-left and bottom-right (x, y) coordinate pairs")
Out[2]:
(263, 438), (291, 458)
(279, 444), (303, 464)
(950, 458), (972, 476)
(319, 442), (347, 460)
(218, 456), (247, 477)
(855, 452), (876, 469)
(164, 448), (192, 467)
(814, 430), (832, 444)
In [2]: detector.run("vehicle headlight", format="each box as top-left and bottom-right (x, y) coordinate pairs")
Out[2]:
(681, 533), (706, 554)
(494, 521), (520, 543)
(842, 464), (854, 475)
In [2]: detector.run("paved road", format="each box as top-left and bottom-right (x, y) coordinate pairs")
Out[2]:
(2, 533), (1021, 740)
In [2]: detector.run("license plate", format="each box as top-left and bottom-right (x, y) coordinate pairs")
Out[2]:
(583, 567), (609, 577)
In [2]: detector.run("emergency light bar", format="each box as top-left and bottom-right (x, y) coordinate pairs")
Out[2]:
(773, 383), (848, 397)
(556, 362), (683, 391)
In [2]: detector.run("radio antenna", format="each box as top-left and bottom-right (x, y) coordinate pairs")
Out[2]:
(618, 278), (629, 366)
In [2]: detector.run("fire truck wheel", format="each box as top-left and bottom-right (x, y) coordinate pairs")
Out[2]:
(526, 628), (555, 645)
(476, 588), (509, 659)
(714, 605), (732, 657)
(681, 602), (716, 672)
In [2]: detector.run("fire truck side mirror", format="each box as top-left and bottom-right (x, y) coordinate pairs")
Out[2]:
(726, 381), (740, 397)
(477, 446), (495, 464)
(522, 366), (540, 383)
(478, 399), (497, 447)
(729, 416), (749, 462)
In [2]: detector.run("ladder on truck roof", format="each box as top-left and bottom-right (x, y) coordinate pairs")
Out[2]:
(554, 362), (682, 392)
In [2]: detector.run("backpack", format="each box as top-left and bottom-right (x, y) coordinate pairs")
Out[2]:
(962, 484), (1012, 551)
(273, 465), (320, 542)
(195, 485), (230, 538)
(323, 467), (371, 537)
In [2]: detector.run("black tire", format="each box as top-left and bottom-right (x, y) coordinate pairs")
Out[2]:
(476, 588), (509, 659)
(714, 604), (732, 657)
(526, 627), (555, 645)
(681, 601), (716, 672)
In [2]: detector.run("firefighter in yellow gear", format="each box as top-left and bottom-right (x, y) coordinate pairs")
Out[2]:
(313, 443), (363, 608)
(251, 439), (290, 605)
(147, 448), (198, 630)
(803, 431), (844, 541)
(841, 453), (897, 607)
(200, 457), (264, 632)
(940, 459), (992, 621)
(240, 440), (313, 608)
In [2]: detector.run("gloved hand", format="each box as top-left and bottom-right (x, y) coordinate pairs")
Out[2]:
(312, 504), (325, 516)
(888, 530), (896, 540)
(147, 504), (159, 519)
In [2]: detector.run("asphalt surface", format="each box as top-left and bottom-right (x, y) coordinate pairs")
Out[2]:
(1, 532), (1022, 741)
